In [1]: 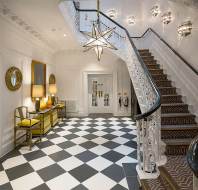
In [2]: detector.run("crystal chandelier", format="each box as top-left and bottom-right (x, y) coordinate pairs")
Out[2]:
(83, 0), (117, 61)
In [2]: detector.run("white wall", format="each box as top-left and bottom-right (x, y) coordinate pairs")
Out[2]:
(54, 49), (131, 117)
(0, 16), (54, 158)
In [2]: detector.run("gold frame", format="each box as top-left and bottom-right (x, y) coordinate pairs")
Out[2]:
(31, 60), (46, 98)
(5, 66), (23, 91)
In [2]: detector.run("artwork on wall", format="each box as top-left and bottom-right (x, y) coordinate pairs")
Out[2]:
(31, 60), (46, 98)
(5, 66), (23, 91)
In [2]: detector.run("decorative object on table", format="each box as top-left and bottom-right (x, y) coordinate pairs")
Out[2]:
(49, 84), (57, 105)
(83, 0), (117, 61)
(187, 135), (198, 177)
(5, 66), (23, 91)
(40, 98), (47, 110)
(178, 21), (192, 37)
(56, 99), (66, 120)
(49, 74), (56, 84)
(31, 60), (46, 98)
(47, 96), (52, 108)
(32, 85), (44, 112)
(14, 106), (41, 150)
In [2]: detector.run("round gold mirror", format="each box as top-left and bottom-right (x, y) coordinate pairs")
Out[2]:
(49, 74), (56, 84)
(5, 67), (23, 91)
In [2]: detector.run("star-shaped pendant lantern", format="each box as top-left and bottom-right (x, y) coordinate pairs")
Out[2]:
(82, 0), (117, 61)
(83, 22), (117, 61)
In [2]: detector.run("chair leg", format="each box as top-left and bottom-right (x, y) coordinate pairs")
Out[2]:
(29, 130), (32, 151)
(14, 128), (17, 148)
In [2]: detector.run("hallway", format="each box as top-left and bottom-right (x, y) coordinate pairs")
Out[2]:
(0, 116), (137, 190)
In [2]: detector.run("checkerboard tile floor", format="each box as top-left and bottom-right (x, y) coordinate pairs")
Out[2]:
(0, 117), (137, 190)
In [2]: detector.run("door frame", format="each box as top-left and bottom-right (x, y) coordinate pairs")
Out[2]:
(83, 70), (118, 116)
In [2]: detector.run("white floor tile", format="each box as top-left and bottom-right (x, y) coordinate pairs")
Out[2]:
(87, 156), (113, 171)
(80, 121), (91, 125)
(19, 146), (39, 155)
(66, 145), (86, 155)
(89, 145), (110, 156)
(94, 118), (105, 121)
(91, 137), (108, 145)
(2, 155), (27, 170)
(94, 122), (106, 126)
(110, 126), (122, 130)
(29, 156), (55, 171)
(94, 126), (106, 130)
(78, 126), (90, 130)
(108, 117), (119, 121)
(71, 137), (88, 144)
(83, 173), (116, 190)
(111, 131), (125, 136)
(93, 131), (107, 136)
(0, 171), (9, 185)
(112, 137), (129, 144)
(116, 156), (138, 166)
(75, 131), (89, 137)
(58, 156), (83, 171)
(69, 118), (80, 121)
(47, 173), (80, 190)
(109, 121), (121, 125)
(42, 145), (62, 155)
(119, 178), (128, 189)
(62, 126), (75, 130)
(11, 172), (43, 190)
(114, 145), (135, 155)
(50, 137), (66, 144)
(56, 130), (71, 136)
(82, 118), (93, 121)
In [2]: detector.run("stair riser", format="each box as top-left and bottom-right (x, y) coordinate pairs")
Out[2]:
(165, 145), (189, 155)
(162, 129), (198, 139)
(139, 52), (152, 57)
(161, 96), (183, 104)
(161, 105), (188, 113)
(155, 81), (172, 87)
(160, 88), (177, 95)
(142, 58), (155, 62)
(162, 116), (196, 125)
(150, 70), (164, 75)
(153, 75), (167, 80)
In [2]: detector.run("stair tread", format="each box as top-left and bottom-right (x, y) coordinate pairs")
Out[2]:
(162, 124), (198, 130)
(162, 113), (195, 117)
(163, 138), (193, 145)
(161, 103), (187, 106)
(162, 94), (181, 97)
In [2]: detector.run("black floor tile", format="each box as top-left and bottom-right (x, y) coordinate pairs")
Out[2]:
(102, 141), (120, 149)
(6, 163), (34, 181)
(37, 141), (54, 149)
(49, 150), (71, 162)
(102, 134), (117, 140)
(111, 184), (128, 190)
(37, 164), (65, 181)
(122, 163), (137, 177)
(126, 176), (140, 190)
(124, 141), (137, 149)
(101, 164), (125, 182)
(64, 134), (79, 140)
(69, 164), (98, 182)
(83, 134), (98, 140)
(23, 150), (46, 161)
(57, 141), (76, 149)
(72, 184), (89, 190)
(102, 151), (125, 162)
(80, 141), (98, 149)
(76, 150), (98, 162)
(121, 134), (136, 140)
(0, 183), (13, 190)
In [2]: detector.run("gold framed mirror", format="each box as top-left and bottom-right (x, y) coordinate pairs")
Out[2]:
(49, 74), (56, 84)
(31, 60), (46, 98)
(5, 67), (23, 91)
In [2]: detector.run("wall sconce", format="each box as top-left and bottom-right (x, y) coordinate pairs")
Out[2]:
(177, 21), (192, 37)
(162, 12), (172, 24)
(127, 16), (135, 25)
(106, 9), (117, 19)
(151, 5), (160, 17)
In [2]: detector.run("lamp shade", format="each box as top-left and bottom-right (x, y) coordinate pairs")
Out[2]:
(49, 84), (57, 95)
(32, 85), (44, 98)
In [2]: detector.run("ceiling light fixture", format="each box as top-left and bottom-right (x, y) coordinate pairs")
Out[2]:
(83, 0), (117, 61)
(151, 5), (160, 17)
(127, 16), (135, 25)
(106, 9), (117, 19)
(162, 12), (172, 24)
(63, 33), (67, 37)
(177, 21), (192, 37)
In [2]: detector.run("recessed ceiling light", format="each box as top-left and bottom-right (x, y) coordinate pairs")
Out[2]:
(106, 9), (117, 19)
(63, 34), (67, 37)
(151, 5), (160, 17)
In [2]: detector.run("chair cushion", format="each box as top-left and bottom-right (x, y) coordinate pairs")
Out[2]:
(17, 119), (40, 127)
(57, 103), (65, 108)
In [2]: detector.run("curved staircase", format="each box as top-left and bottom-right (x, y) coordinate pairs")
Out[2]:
(139, 49), (197, 189)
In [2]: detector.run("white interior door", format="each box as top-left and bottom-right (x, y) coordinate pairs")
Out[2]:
(88, 74), (113, 113)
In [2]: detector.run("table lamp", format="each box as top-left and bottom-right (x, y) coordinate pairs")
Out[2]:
(49, 84), (57, 105)
(32, 85), (44, 112)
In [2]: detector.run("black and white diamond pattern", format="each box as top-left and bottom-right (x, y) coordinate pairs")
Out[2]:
(0, 116), (137, 190)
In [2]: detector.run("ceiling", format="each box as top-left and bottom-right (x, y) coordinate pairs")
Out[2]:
(0, 0), (195, 54)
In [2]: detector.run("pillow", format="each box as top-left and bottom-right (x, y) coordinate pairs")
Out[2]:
(17, 119), (40, 127)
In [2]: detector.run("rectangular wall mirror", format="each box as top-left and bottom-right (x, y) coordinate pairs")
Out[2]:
(31, 60), (46, 98)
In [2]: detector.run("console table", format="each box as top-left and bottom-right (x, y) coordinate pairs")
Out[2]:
(29, 106), (58, 136)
